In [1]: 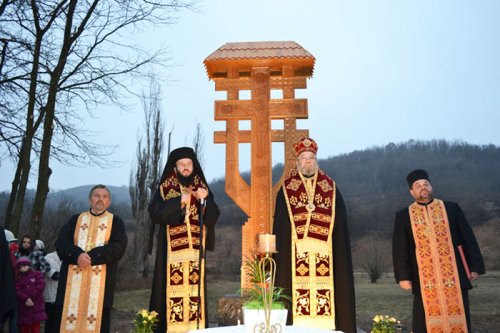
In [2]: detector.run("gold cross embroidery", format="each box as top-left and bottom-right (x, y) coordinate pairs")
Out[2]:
(87, 314), (97, 324)
(415, 217), (426, 225)
(67, 313), (77, 324)
(72, 266), (82, 274)
(92, 266), (102, 275)
(425, 281), (434, 290)
(85, 237), (93, 252)
(444, 279), (455, 288)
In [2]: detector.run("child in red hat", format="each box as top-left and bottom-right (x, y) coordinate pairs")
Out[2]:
(15, 257), (47, 333)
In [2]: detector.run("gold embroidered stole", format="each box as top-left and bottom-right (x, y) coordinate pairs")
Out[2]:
(160, 173), (207, 332)
(283, 168), (336, 329)
(409, 199), (468, 333)
(61, 211), (113, 332)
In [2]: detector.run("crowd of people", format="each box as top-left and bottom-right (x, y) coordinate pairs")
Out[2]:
(1, 230), (61, 333)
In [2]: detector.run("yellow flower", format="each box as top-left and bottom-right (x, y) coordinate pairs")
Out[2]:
(371, 314), (398, 333)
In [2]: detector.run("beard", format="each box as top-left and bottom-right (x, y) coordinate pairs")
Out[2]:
(298, 165), (316, 177)
(416, 190), (433, 203)
(177, 172), (195, 187)
(301, 169), (315, 177)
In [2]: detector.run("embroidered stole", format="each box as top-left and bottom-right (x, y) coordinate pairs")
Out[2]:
(283, 168), (336, 329)
(160, 173), (207, 332)
(409, 199), (468, 333)
(61, 211), (113, 332)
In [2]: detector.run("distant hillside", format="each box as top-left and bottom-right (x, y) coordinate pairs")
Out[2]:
(5, 139), (498, 241)
(47, 185), (131, 206)
(210, 139), (500, 239)
(324, 139), (500, 237)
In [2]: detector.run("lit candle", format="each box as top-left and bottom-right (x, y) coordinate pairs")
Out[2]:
(259, 233), (276, 253)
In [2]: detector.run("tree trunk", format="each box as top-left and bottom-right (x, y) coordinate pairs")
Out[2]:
(29, 0), (77, 237)
(4, 143), (24, 233)
(135, 207), (150, 278)
(12, 154), (32, 235)
(4, 23), (45, 236)
(30, 100), (56, 237)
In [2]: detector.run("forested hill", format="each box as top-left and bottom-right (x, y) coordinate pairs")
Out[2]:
(210, 139), (500, 239)
(5, 139), (497, 242)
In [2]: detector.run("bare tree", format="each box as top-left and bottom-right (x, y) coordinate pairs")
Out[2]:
(353, 233), (391, 283)
(0, 0), (194, 236)
(130, 79), (164, 278)
(192, 122), (204, 168)
(40, 195), (82, 252)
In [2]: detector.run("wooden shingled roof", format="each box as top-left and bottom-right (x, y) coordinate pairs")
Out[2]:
(204, 41), (315, 79)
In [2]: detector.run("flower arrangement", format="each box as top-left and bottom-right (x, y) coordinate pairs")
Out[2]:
(370, 314), (398, 333)
(240, 253), (290, 333)
(132, 309), (159, 333)
(240, 254), (291, 310)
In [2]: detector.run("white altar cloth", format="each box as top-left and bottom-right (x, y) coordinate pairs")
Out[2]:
(189, 325), (342, 333)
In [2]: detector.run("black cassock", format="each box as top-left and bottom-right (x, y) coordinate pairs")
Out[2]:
(0, 226), (17, 327)
(148, 189), (220, 333)
(54, 211), (128, 332)
(392, 200), (485, 333)
(273, 187), (357, 333)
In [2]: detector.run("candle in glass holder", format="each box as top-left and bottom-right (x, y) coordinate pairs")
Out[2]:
(259, 233), (276, 253)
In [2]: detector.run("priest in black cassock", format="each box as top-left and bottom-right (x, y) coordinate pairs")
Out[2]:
(148, 147), (220, 333)
(54, 184), (128, 333)
(272, 137), (356, 333)
(392, 169), (485, 333)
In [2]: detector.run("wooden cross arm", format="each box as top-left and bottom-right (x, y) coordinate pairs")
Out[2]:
(214, 129), (308, 144)
(215, 99), (308, 120)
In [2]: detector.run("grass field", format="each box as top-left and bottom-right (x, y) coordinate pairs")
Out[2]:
(112, 272), (500, 332)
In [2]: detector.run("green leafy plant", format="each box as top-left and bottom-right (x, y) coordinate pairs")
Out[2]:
(240, 255), (291, 310)
(132, 309), (159, 333)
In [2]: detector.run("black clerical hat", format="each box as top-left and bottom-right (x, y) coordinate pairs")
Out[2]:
(406, 169), (429, 188)
(159, 147), (207, 186)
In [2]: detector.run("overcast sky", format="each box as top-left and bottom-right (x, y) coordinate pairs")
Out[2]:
(2, 0), (500, 192)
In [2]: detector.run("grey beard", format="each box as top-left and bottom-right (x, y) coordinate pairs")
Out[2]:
(299, 167), (316, 178)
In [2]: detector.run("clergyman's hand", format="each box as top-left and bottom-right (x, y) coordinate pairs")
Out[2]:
(77, 253), (92, 269)
(181, 193), (190, 207)
(195, 188), (208, 201)
(399, 280), (412, 290)
(470, 272), (479, 281)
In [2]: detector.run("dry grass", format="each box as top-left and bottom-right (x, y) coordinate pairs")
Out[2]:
(111, 272), (500, 333)
(354, 272), (500, 332)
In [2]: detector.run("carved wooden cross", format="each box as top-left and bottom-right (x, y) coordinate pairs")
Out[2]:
(205, 41), (315, 287)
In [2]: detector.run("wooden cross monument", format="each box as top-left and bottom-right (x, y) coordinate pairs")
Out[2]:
(204, 41), (315, 287)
